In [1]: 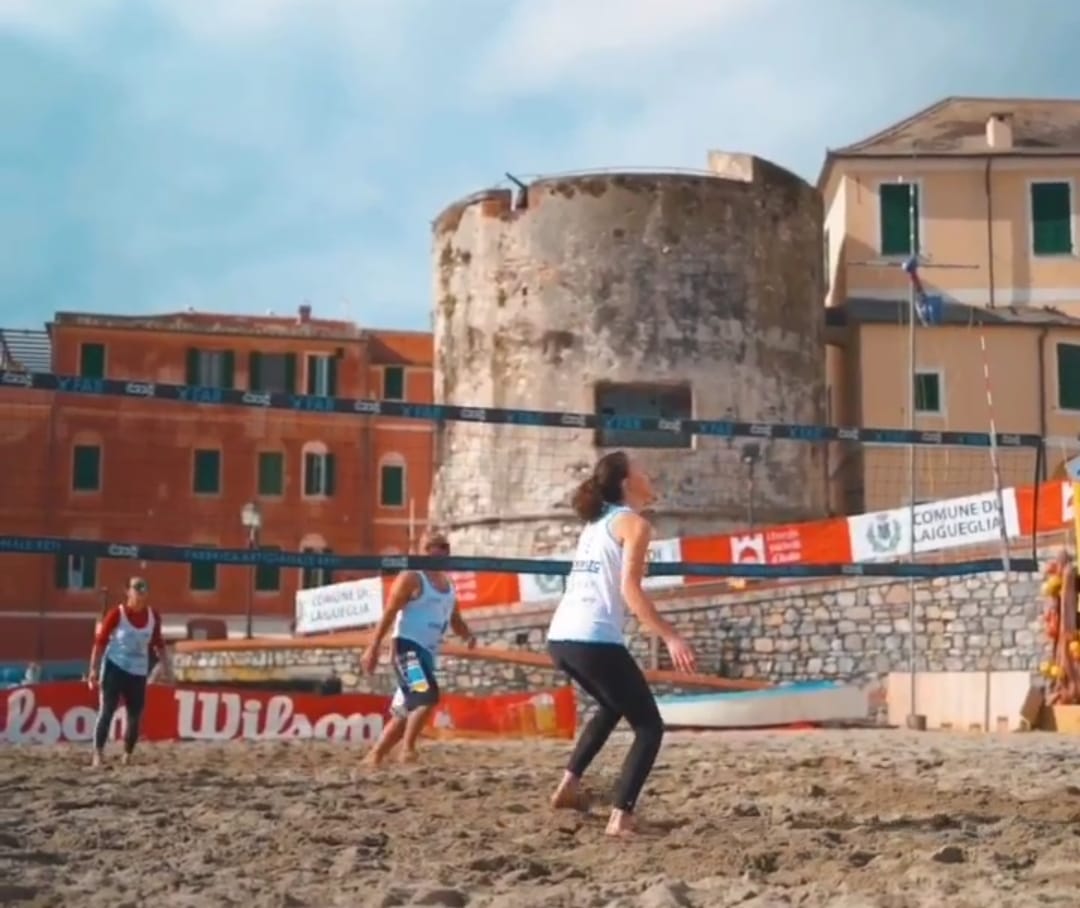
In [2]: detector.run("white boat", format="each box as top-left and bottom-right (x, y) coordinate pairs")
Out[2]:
(656, 680), (871, 729)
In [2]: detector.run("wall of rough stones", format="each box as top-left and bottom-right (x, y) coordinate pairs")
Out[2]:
(174, 550), (1050, 723)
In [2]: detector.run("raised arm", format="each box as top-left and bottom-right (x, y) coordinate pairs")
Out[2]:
(615, 512), (697, 673)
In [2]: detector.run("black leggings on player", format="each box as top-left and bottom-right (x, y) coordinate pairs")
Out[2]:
(548, 640), (664, 813)
(94, 659), (148, 753)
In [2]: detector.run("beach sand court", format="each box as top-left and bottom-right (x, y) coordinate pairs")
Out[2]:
(2, 729), (1079, 907)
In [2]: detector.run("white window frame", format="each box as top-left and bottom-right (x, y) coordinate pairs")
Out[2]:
(302, 444), (333, 498)
(65, 554), (96, 590)
(194, 350), (229, 387)
(307, 353), (335, 396)
(913, 368), (945, 417)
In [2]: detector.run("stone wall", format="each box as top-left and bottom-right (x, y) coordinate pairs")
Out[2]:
(174, 553), (1050, 721)
(430, 159), (826, 558)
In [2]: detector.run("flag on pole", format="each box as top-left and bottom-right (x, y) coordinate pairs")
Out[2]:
(900, 256), (943, 326)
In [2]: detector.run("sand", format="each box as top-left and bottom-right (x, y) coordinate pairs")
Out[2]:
(3, 729), (1080, 908)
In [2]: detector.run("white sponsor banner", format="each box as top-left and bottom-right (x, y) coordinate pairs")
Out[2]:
(294, 577), (383, 635)
(518, 537), (684, 604)
(848, 489), (1021, 562)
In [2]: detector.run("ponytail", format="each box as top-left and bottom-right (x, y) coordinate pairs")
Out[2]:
(571, 476), (606, 522)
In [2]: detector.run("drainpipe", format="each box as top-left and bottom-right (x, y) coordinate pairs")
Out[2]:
(1038, 327), (1049, 479)
(984, 157), (996, 309)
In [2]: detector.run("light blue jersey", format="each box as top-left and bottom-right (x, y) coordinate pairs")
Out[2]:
(392, 572), (457, 657)
(547, 505), (632, 646)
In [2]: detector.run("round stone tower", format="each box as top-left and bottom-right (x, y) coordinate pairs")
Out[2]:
(430, 154), (826, 557)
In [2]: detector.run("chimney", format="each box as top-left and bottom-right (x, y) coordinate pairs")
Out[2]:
(986, 113), (1013, 151)
(298, 303), (312, 324)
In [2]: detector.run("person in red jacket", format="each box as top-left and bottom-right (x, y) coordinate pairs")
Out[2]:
(88, 577), (171, 766)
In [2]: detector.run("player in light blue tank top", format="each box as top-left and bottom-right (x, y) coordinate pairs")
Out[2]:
(361, 530), (477, 766)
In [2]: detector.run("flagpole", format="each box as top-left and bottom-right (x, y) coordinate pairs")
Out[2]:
(904, 180), (920, 731)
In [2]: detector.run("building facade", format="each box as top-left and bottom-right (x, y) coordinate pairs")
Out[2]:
(821, 97), (1080, 511)
(0, 307), (433, 660)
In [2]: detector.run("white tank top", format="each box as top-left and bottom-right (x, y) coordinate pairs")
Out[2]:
(102, 607), (156, 677)
(392, 572), (457, 655)
(547, 505), (632, 646)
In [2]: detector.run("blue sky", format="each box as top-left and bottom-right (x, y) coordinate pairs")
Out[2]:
(2, 0), (1079, 332)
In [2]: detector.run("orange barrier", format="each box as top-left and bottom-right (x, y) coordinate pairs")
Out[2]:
(174, 632), (772, 692)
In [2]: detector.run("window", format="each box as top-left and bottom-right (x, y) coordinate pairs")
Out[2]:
(55, 554), (97, 590)
(254, 546), (281, 593)
(594, 382), (693, 448)
(186, 348), (236, 388)
(250, 352), (297, 393)
(301, 549), (334, 589)
(1057, 343), (1080, 410)
(914, 371), (942, 414)
(879, 183), (920, 257)
(380, 460), (406, 507)
(306, 354), (338, 397)
(383, 366), (405, 400)
(193, 449), (222, 494)
(79, 343), (106, 379)
(190, 559), (217, 592)
(72, 445), (101, 492)
(303, 451), (336, 497)
(257, 451), (285, 496)
(1031, 182), (1074, 256)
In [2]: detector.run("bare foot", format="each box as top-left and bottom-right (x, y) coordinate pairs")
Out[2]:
(91, 751), (103, 769)
(604, 809), (638, 838)
(121, 752), (132, 766)
(362, 749), (385, 769)
(399, 748), (419, 764)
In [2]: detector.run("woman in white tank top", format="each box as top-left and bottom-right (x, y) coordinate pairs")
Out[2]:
(546, 451), (697, 838)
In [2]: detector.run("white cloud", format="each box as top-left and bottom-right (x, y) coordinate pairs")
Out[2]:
(469, 0), (762, 100)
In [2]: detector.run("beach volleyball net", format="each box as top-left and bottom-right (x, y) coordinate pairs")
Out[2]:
(0, 369), (1047, 599)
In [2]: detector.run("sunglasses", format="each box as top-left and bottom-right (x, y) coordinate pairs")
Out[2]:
(131, 581), (148, 594)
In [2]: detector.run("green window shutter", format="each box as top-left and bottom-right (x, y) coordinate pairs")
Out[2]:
(249, 352), (263, 391)
(258, 452), (284, 495)
(879, 184), (919, 256)
(324, 454), (336, 496)
(83, 556), (98, 589)
(380, 464), (404, 506)
(190, 561), (217, 591)
(193, 450), (221, 494)
(186, 348), (199, 385)
(80, 343), (106, 379)
(303, 453), (315, 495)
(222, 351), (236, 389)
(1057, 344), (1080, 410)
(72, 445), (101, 491)
(55, 554), (69, 589)
(383, 366), (405, 400)
(284, 354), (298, 393)
(254, 547), (281, 592)
(1032, 182), (1073, 255)
(327, 358), (338, 397)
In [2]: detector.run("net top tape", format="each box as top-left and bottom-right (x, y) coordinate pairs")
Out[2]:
(0, 535), (1037, 579)
(0, 371), (1044, 449)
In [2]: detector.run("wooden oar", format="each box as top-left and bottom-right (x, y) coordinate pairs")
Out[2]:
(175, 631), (773, 692)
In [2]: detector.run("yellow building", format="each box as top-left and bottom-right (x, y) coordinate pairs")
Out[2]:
(819, 97), (1080, 513)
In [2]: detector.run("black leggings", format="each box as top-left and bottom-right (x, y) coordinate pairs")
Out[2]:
(548, 640), (664, 813)
(94, 659), (148, 753)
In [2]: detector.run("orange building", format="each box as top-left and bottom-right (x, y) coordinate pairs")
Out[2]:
(0, 306), (433, 661)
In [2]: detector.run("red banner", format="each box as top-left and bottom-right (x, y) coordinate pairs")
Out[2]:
(0, 682), (577, 746)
